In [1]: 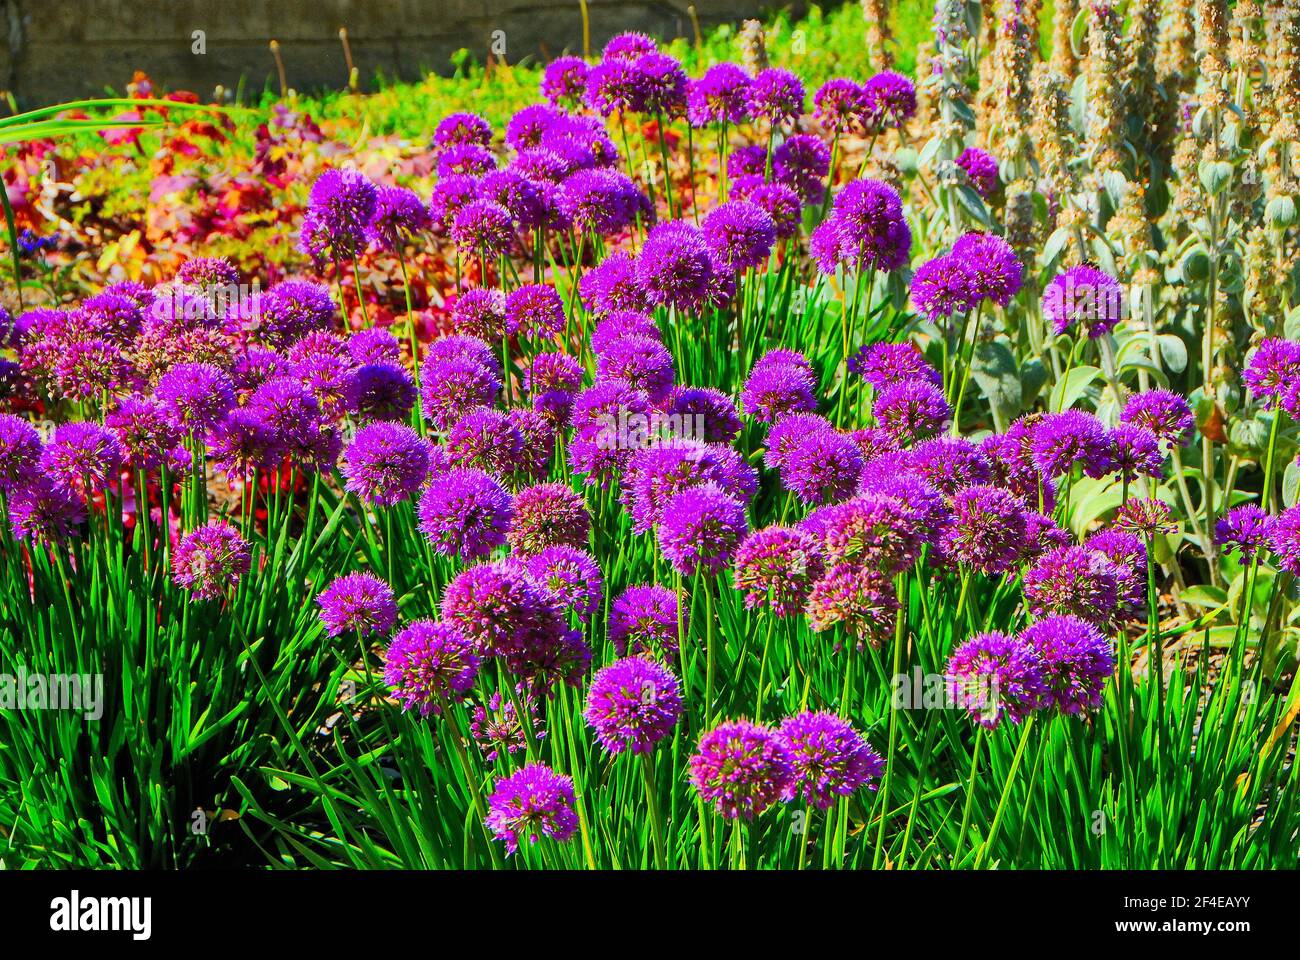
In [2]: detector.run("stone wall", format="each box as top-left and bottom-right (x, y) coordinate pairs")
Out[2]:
(0, 0), (806, 106)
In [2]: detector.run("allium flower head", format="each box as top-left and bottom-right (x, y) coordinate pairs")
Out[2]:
(384, 620), (480, 716)
(608, 584), (683, 658)
(1021, 616), (1114, 715)
(526, 351), (584, 399)
(8, 476), (86, 542)
(450, 199), (514, 254)
(258, 279), (335, 347)
(1120, 389), (1194, 448)
(945, 632), (1047, 728)
(1114, 497), (1178, 538)
(741, 356), (818, 424)
(342, 422), (430, 506)
(505, 105), (563, 151)
(950, 232), (1023, 307)
(731, 175), (803, 238)
(418, 468), (512, 559)
(558, 168), (648, 235)
(805, 564), (899, 649)
(590, 310), (659, 356)
(584, 57), (647, 116)
(702, 200), (776, 272)
(176, 256), (239, 291)
(581, 252), (647, 316)
(1043, 264), (1125, 338)
(172, 522), (250, 601)
(779, 711), (883, 808)
(366, 184), (432, 251)
(419, 356), (501, 430)
(665, 386), (743, 444)
(942, 484), (1028, 574)
(603, 31), (657, 59)
(1086, 529), (1146, 616)
(857, 462), (952, 540)
(872, 380), (951, 445)
(472, 691), (544, 761)
(440, 560), (563, 658)
(849, 340), (940, 390)
(509, 482), (590, 556)
(585, 655), (683, 754)
(1029, 410), (1114, 479)
(505, 284), (565, 340)
(781, 429), (865, 505)
(748, 67), (804, 124)
(910, 254), (977, 321)
(1109, 424), (1164, 483)
(541, 56), (589, 108)
(479, 169), (547, 228)
(428, 174), (482, 228)
(154, 362), (235, 434)
(733, 525), (824, 616)
(526, 545), (603, 622)
(812, 77), (867, 133)
(41, 421), (122, 492)
(633, 52), (689, 116)
(305, 168), (378, 259)
(765, 412), (834, 469)
(687, 63), (752, 125)
(0, 413), (43, 492)
(1243, 339), (1300, 406)
(811, 179), (911, 274)
(907, 435), (993, 496)
(637, 221), (717, 312)
(955, 146), (999, 199)
(596, 335), (675, 403)
(433, 112), (493, 149)
(1216, 505), (1270, 561)
(349, 362), (416, 422)
(445, 407), (523, 476)
(806, 493), (925, 573)
(689, 719), (793, 819)
(772, 134), (831, 204)
(437, 142), (496, 178)
(451, 288), (507, 342)
(656, 482), (747, 577)
(1267, 505), (1300, 574)
(54, 338), (129, 400)
(861, 70), (917, 132)
(317, 571), (398, 637)
(485, 764), (578, 855)
(1023, 545), (1121, 626)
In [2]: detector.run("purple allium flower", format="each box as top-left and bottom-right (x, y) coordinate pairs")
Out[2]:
(559, 168), (648, 235)
(590, 309), (659, 355)
(506, 104), (563, 151)
(526, 351), (584, 397)
(424, 334), (501, 376)
(433, 112), (493, 150)
(171, 521), (251, 601)
(702, 200), (777, 272)
(581, 252), (647, 316)
(449, 288), (505, 343)
(566, 380), (653, 485)
(485, 763), (578, 855)
(765, 411), (835, 469)
(955, 146), (1000, 200)
(366, 184), (432, 252)
(982, 423), (1056, 509)
(440, 559), (560, 656)
(951, 232), (1023, 307)
(1109, 424), (1164, 483)
(633, 52), (689, 117)
(687, 62), (752, 126)
(811, 179), (912, 274)
(79, 290), (144, 343)
(812, 77), (867, 133)
(778, 711), (883, 808)
(7, 476), (86, 542)
(861, 70), (916, 132)
(428, 174), (482, 228)
(637, 220), (717, 312)
(342, 421), (430, 506)
(585, 655), (683, 754)
(54, 337), (129, 400)
(731, 175), (803, 238)
(857, 463), (952, 540)
(384, 620), (480, 716)
(727, 144), (769, 181)
(419, 357), (501, 431)
(0, 414), (42, 493)
(472, 691), (544, 761)
(849, 426), (899, 462)
(450, 199), (515, 254)
(1216, 504), (1270, 561)
(348, 362), (416, 422)
(596, 335), (675, 403)
(437, 142), (496, 179)
(772, 133), (831, 204)
(1267, 505), (1300, 574)
(656, 482), (747, 577)
(525, 544), (603, 622)
(1114, 497), (1178, 538)
(1029, 410), (1114, 479)
(1120, 389), (1195, 448)
(1021, 615), (1115, 715)
(155, 362), (235, 434)
(418, 467), (512, 559)
(666, 386), (743, 444)
(941, 484), (1028, 574)
(806, 493), (926, 573)
(848, 340), (941, 390)
(479, 169), (547, 229)
(621, 441), (746, 534)
(1243, 338), (1300, 406)
(689, 719), (793, 819)
(317, 571), (398, 637)
(445, 408), (523, 476)
(609, 584), (683, 658)
(781, 429), (865, 505)
(292, 350), (357, 420)
(1043, 264), (1125, 338)
(585, 57), (647, 115)
(806, 564), (900, 649)
(505, 283), (565, 340)
(41, 421), (122, 492)
(305, 168), (378, 259)
(741, 358), (818, 424)
(209, 408), (278, 477)
(176, 256), (239, 290)
(508, 482), (590, 556)
(907, 435), (993, 496)
(1023, 544), (1121, 626)
(945, 632), (1047, 728)
(910, 254), (977, 321)
(245, 376), (326, 461)
(1086, 528), (1146, 615)
(872, 380), (951, 445)
(604, 30), (657, 60)
(348, 328), (399, 367)
(507, 407), (555, 480)
(749, 67), (805, 124)
(541, 56), (590, 108)
(733, 525), (824, 616)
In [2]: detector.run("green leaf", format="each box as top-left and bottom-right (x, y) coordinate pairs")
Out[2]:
(1049, 364), (1100, 413)
(971, 338), (1021, 430)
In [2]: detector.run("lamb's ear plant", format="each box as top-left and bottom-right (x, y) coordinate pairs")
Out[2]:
(2, 0), (1299, 872)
